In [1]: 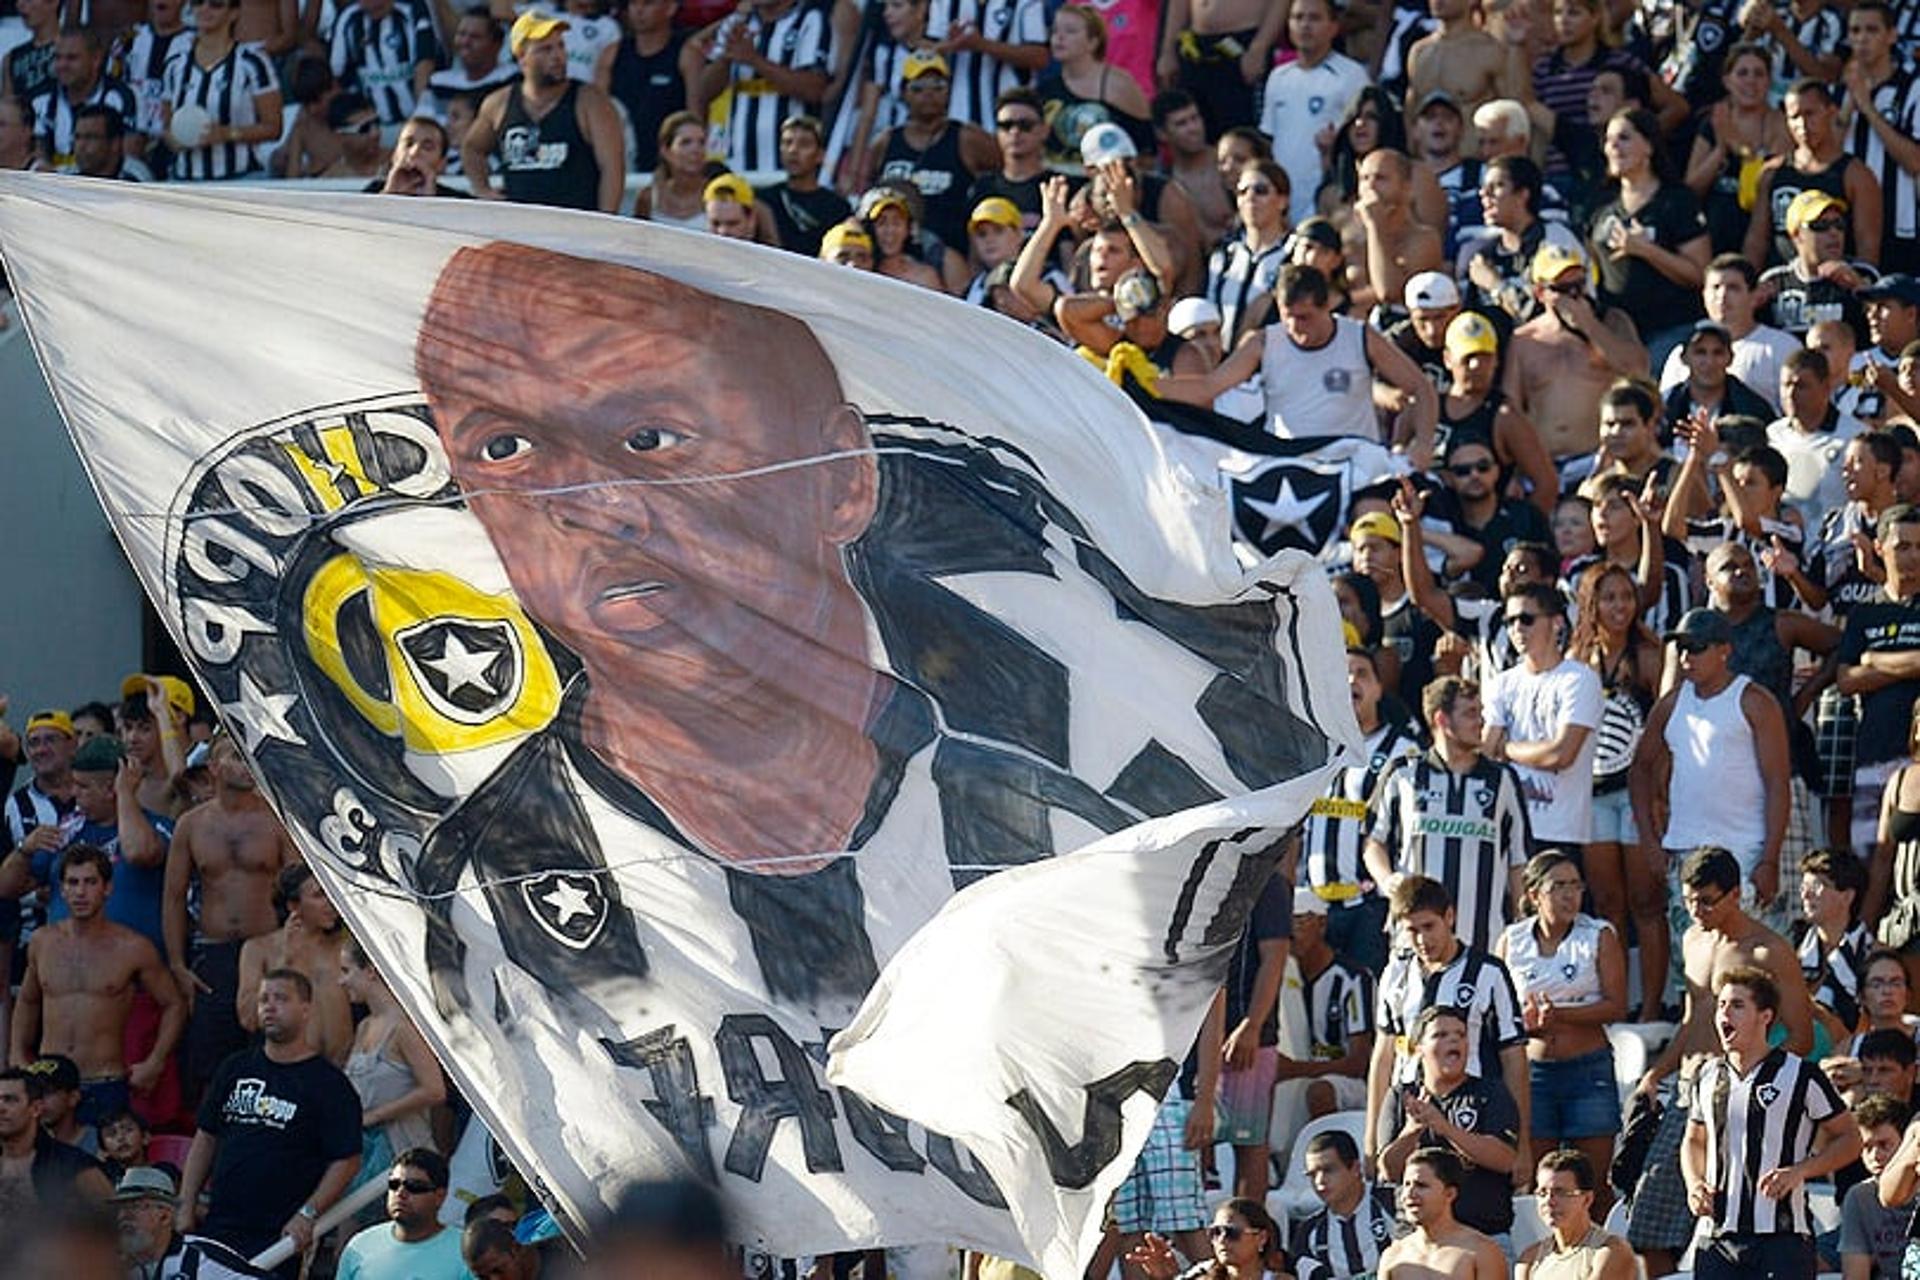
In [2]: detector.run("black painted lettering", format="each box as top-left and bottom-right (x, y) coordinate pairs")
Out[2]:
(1007, 1059), (1179, 1189)
(602, 1027), (719, 1181)
(715, 1014), (843, 1179)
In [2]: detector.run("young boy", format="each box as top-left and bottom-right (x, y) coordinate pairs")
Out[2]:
(1839, 1094), (1909, 1280)
(1566, 471), (1693, 633)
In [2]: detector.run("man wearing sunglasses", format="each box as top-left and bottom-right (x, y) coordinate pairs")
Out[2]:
(1758, 189), (1877, 341)
(1481, 582), (1603, 859)
(1429, 434), (1552, 599)
(338, 1148), (468, 1279)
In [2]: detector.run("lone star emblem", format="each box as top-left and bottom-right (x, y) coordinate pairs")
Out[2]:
(522, 872), (607, 950)
(1229, 462), (1343, 555)
(397, 617), (523, 724)
(1755, 1083), (1780, 1107)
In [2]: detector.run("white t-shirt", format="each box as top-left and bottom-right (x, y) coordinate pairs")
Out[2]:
(1768, 410), (1866, 530)
(1259, 52), (1370, 214)
(1482, 656), (1602, 843)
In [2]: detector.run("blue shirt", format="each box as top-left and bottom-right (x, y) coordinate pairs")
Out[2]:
(32, 812), (172, 953)
(337, 1222), (473, 1280)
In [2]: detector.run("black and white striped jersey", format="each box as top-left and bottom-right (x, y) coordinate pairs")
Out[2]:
(1690, 1047), (1845, 1237)
(1367, 751), (1531, 955)
(1798, 920), (1872, 1029)
(1562, 551), (1695, 636)
(1302, 720), (1422, 900)
(1376, 941), (1525, 1085)
(161, 40), (281, 180)
(1301, 955), (1376, 1060)
(1291, 1184), (1402, 1280)
(1449, 595), (1522, 685)
(710, 0), (829, 173)
(1207, 231), (1287, 351)
(114, 22), (193, 139)
(30, 75), (137, 170)
(330, 0), (441, 123)
(1844, 67), (1920, 257)
(2, 782), (71, 851)
(925, 0), (1045, 129)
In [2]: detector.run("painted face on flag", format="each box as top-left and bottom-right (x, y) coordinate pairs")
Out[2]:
(415, 243), (880, 738)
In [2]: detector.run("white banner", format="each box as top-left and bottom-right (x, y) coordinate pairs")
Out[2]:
(0, 176), (1355, 1273)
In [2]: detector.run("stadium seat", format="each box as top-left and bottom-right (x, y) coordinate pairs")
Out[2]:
(1607, 1022), (1678, 1103)
(1511, 1193), (1548, 1253)
(1270, 1111), (1366, 1219)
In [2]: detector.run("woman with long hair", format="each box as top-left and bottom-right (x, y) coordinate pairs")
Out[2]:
(339, 937), (448, 1193)
(1207, 159), (1290, 348)
(1317, 87), (1445, 227)
(1034, 4), (1152, 170)
(1532, 0), (1668, 175)
(1588, 106), (1711, 371)
(1567, 560), (1664, 1020)
(634, 111), (713, 228)
(1127, 1196), (1289, 1280)
(161, 0), (283, 181)
(1496, 851), (1627, 1213)
(1683, 42), (1790, 255)
(861, 185), (956, 292)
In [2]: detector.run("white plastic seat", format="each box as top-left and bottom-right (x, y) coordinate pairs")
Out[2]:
(1270, 1111), (1366, 1220)
(1511, 1193), (1548, 1253)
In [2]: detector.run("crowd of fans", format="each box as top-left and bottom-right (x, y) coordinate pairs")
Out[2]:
(14, 0), (1920, 1277)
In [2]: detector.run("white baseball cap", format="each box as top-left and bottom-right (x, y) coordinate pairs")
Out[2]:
(1080, 122), (1137, 167)
(1168, 296), (1222, 336)
(1404, 270), (1461, 312)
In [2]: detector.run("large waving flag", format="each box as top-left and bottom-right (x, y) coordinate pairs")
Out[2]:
(0, 176), (1354, 1273)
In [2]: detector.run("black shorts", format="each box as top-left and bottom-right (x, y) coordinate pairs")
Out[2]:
(1695, 1232), (1816, 1280)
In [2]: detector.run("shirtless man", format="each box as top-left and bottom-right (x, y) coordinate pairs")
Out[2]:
(1154, 0), (1285, 136)
(117, 676), (190, 820)
(1504, 246), (1650, 476)
(1636, 846), (1814, 1098)
(1356, 149), (1443, 315)
(0, 1068), (112, 1220)
(1404, 0), (1523, 140)
(9, 847), (183, 1127)
(238, 0), (300, 58)
(1379, 1147), (1508, 1280)
(165, 735), (298, 1098)
(1156, 91), (1234, 249)
(236, 864), (350, 1065)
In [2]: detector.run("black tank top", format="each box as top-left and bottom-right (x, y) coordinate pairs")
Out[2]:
(498, 80), (601, 212)
(1767, 153), (1852, 264)
(607, 33), (685, 171)
(877, 121), (970, 253)
(1436, 386), (1503, 458)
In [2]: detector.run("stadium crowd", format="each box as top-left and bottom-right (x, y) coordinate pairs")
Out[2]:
(10, 0), (1920, 1275)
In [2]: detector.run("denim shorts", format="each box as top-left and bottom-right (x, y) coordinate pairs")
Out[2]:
(1588, 786), (1637, 845)
(1529, 1045), (1621, 1139)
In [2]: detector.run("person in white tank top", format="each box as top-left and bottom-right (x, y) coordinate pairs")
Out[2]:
(1497, 851), (1628, 1210)
(1630, 608), (1792, 904)
(1152, 263), (1441, 468)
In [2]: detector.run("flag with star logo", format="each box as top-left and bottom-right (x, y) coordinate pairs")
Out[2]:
(0, 178), (1357, 1277)
(1129, 392), (1407, 560)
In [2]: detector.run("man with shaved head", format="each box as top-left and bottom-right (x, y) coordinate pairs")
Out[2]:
(407, 241), (1325, 1026)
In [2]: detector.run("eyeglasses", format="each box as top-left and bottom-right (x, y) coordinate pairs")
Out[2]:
(1805, 216), (1845, 233)
(1237, 181), (1275, 197)
(1682, 889), (1726, 912)
(1450, 460), (1496, 476)
(1504, 611), (1541, 629)
(1207, 1225), (1248, 1242)
(1538, 1187), (1589, 1200)
(388, 1178), (438, 1195)
(995, 116), (1041, 132)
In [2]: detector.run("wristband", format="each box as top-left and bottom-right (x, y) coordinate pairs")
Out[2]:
(298, 1204), (319, 1221)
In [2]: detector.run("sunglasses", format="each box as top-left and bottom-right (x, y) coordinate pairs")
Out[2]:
(1237, 181), (1275, 197)
(1543, 280), (1584, 295)
(1805, 216), (1845, 233)
(1208, 1225), (1248, 1242)
(340, 117), (380, 135)
(388, 1177), (438, 1194)
(1450, 460), (1495, 476)
(995, 116), (1041, 131)
(1504, 611), (1541, 628)
(1673, 637), (1716, 654)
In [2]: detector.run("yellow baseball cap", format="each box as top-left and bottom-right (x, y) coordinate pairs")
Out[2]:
(1445, 311), (1500, 360)
(820, 222), (873, 258)
(968, 196), (1022, 232)
(901, 49), (950, 81)
(509, 9), (569, 56)
(1349, 511), (1402, 546)
(24, 710), (73, 738)
(1785, 188), (1848, 235)
(1529, 242), (1587, 285)
(121, 673), (196, 721)
(702, 172), (755, 208)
